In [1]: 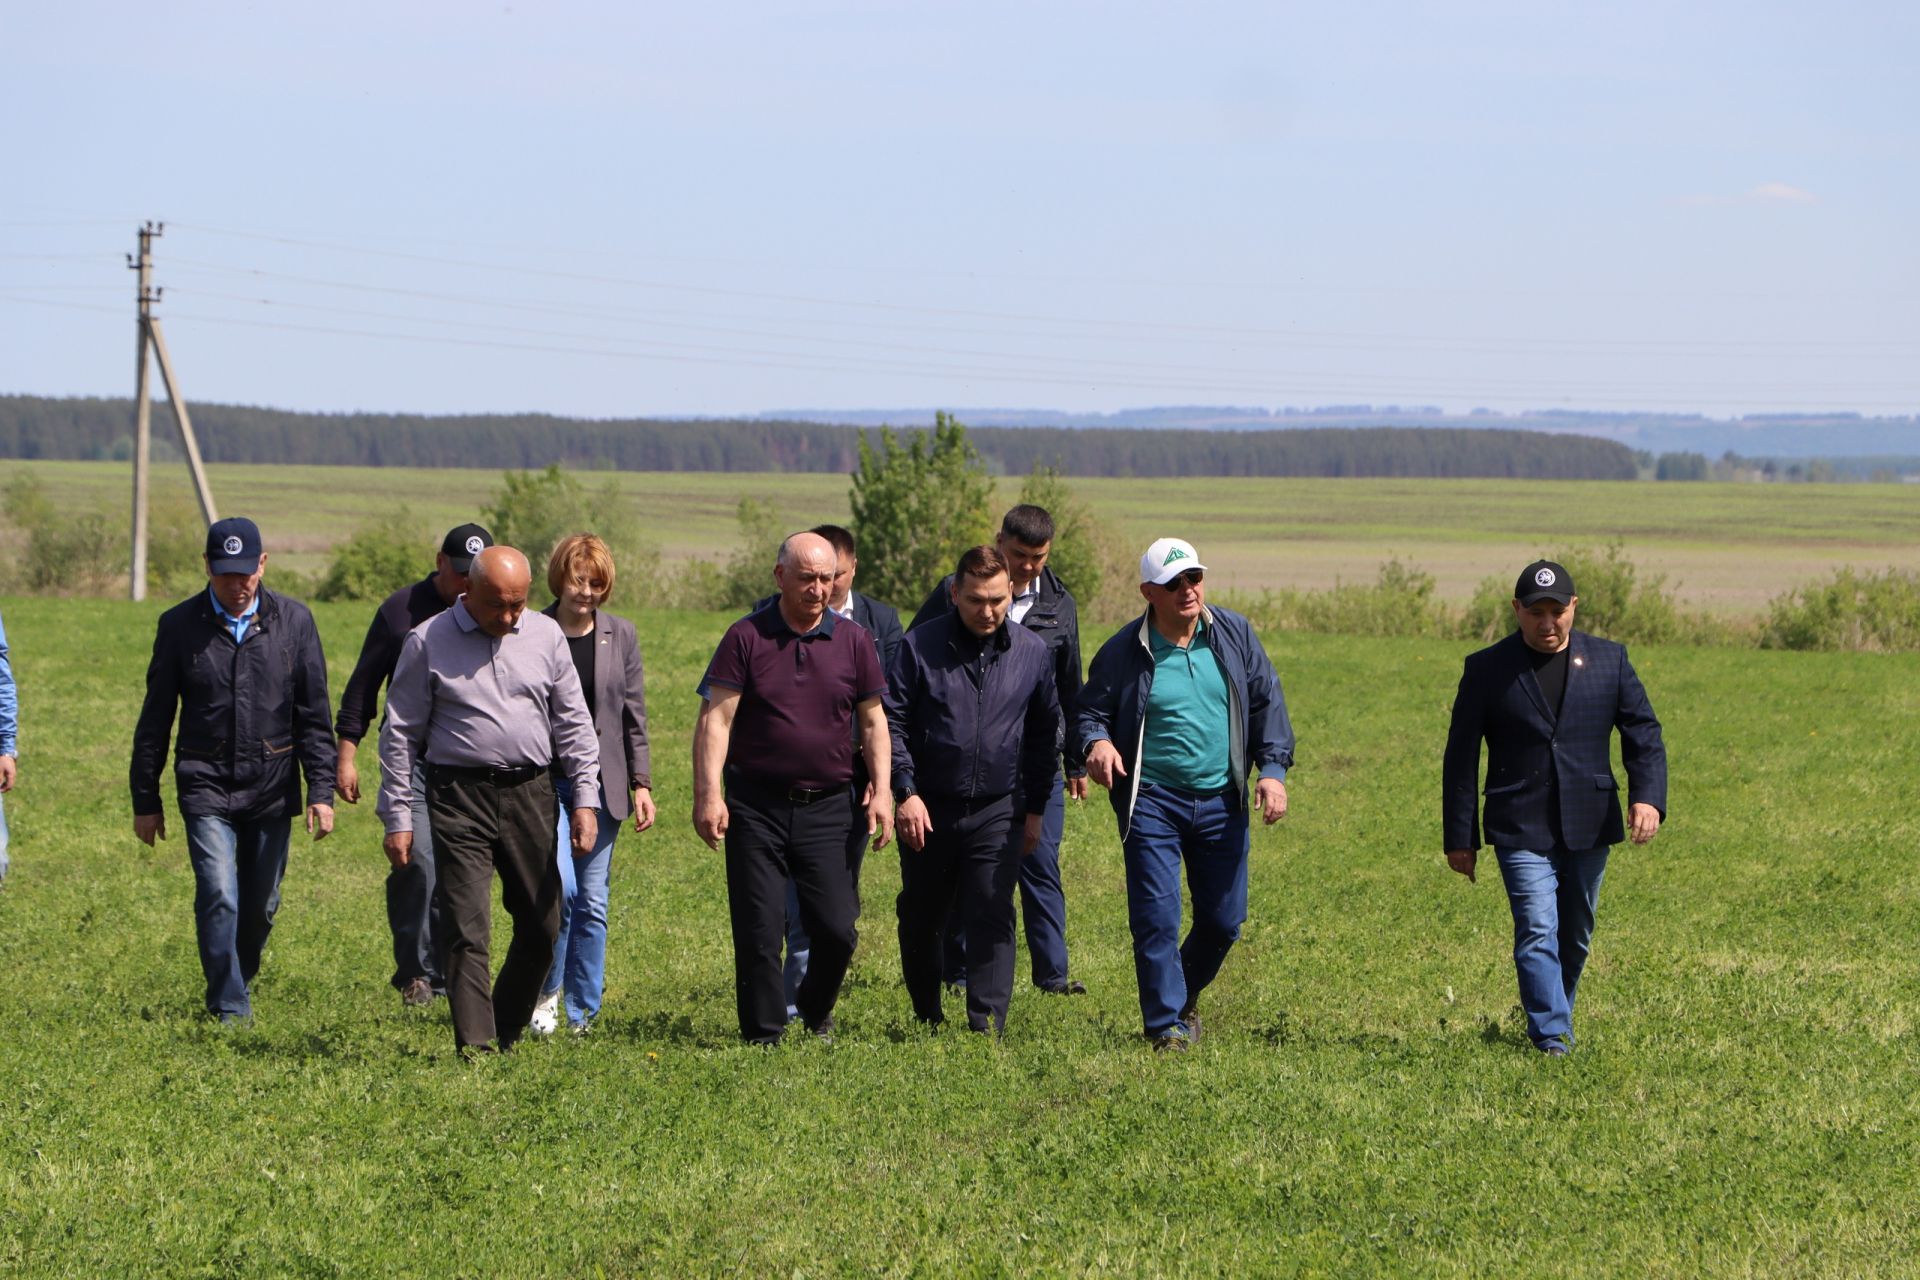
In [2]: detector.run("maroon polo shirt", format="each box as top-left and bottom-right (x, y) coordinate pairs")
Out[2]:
(699, 602), (886, 790)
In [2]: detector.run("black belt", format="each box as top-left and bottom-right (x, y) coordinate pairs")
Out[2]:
(727, 769), (850, 806)
(428, 762), (544, 786)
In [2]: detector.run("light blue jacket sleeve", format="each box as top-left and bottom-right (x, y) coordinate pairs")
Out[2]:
(0, 611), (17, 758)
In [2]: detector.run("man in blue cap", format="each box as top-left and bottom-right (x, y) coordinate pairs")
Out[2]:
(130, 517), (336, 1024)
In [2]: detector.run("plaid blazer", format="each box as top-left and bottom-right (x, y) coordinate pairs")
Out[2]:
(1443, 630), (1666, 853)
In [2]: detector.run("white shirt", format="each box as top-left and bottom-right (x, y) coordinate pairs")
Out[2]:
(1008, 579), (1041, 625)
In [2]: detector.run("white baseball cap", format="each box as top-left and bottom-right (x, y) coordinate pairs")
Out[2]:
(1139, 537), (1207, 585)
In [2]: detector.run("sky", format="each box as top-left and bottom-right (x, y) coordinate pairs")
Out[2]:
(4, 1), (1917, 421)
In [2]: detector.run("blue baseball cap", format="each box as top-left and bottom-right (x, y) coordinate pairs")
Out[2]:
(205, 517), (263, 574)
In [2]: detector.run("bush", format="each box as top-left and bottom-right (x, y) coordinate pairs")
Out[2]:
(483, 465), (662, 609)
(313, 511), (430, 603)
(664, 498), (786, 613)
(1015, 465), (1133, 625)
(1460, 542), (1685, 645)
(1233, 559), (1454, 639)
(848, 413), (994, 609)
(1760, 567), (1920, 651)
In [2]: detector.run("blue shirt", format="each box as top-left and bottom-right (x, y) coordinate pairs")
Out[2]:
(208, 586), (262, 645)
(1139, 617), (1231, 791)
(0, 610), (16, 758)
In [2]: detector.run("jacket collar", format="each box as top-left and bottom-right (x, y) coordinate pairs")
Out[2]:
(1133, 602), (1215, 651)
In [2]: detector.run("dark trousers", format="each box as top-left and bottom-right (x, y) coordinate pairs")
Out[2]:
(387, 760), (444, 991)
(426, 766), (560, 1050)
(898, 793), (1020, 1032)
(781, 772), (873, 1018)
(725, 775), (859, 1044)
(944, 772), (1070, 988)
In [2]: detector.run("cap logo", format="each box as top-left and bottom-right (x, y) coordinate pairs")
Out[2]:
(1163, 546), (1190, 566)
(465, 536), (484, 555)
(1534, 567), (1556, 587)
(222, 536), (244, 556)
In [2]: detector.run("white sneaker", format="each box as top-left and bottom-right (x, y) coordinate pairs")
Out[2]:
(529, 990), (561, 1036)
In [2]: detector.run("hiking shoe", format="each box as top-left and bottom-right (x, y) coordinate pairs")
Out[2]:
(529, 990), (561, 1036)
(1152, 1030), (1190, 1054)
(1179, 1005), (1201, 1044)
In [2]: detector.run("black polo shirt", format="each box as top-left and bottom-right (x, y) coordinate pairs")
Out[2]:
(699, 602), (886, 791)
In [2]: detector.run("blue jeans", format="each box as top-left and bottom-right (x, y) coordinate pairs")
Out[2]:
(544, 782), (620, 1026)
(386, 761), (442, 990)
(183, 814), (293, 1018)
(1494, 846), (1609, 1048)
(0, 791), (10, 883)
(1121, 783), (1249, 1039)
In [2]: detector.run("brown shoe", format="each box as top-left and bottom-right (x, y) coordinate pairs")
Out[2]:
(401, 977), (434, 1007)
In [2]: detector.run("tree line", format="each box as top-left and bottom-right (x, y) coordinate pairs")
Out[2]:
(0, 395), (1637, 480)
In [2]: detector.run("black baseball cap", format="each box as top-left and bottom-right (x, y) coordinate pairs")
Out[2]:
(440, 523), (494, 573)
(205, 517), (263, 575)
(1515, 559), (1575, 606)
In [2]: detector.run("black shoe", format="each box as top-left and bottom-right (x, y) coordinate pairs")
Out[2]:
(944, 980), (967, 997)
(400, 977), (434, 1008)
(1037, 979), (1087, 995)
(806, 1016), (836, 1042)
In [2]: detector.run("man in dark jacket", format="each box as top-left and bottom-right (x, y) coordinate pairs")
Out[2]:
(1443, 560), (1667, 1056)
(1076, 537), (1293, 1052)
(332, 522), (492, 1007)
(757, 523), (904, 1021)
(911, 504), (1087, 996)
(130, 517), (336, 1023)
(889, 545), (1060, 1033)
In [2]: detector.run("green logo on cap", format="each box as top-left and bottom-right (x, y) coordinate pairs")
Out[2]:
(1163, 546), (1189, 566)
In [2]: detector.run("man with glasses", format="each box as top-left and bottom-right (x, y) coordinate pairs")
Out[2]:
(1076, 538), (1294, 1053)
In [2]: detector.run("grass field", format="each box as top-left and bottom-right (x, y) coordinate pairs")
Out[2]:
(9, 459), (1920, 614)
(0, 596), (1914, 1276)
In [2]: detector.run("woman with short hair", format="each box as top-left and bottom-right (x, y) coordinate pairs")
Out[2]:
(530, 534), (654, 1034)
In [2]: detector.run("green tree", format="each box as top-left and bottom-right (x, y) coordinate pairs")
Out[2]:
(1015, 464), (1131, 624)
(848, 413), (994, 608)
(314, 510), (430, 602)
(483, 464), (661, 609)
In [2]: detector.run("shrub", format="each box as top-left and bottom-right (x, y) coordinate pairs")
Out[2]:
(1760, 567), (1920, 651)
(314, 511), (429, 603)
(483, 465), (662, 609)
(1460, 542), (1685, 645)
(1015, 465), (1132, 625)
(665, 497), (786, 613)
(1233, 559), (1453, 639)
(848, 413), (994, 609)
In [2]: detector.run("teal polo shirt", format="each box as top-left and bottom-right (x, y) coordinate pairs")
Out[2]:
(1140, 617), (1231, 792)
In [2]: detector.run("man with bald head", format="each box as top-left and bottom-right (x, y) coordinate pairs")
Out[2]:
(379, 545), (601, 1055)
(696, 531), (892, 1043)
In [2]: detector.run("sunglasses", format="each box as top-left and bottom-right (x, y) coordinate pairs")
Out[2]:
(1157, 568), (1204, 589)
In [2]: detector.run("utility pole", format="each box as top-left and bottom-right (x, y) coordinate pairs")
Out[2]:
(127, 222), (219, 601)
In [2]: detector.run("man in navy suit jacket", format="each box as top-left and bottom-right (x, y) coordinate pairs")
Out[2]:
(1443, 560), (1667, 1056)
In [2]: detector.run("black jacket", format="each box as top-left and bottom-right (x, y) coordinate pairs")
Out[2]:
(910, 565), (1083, 775)
(887, 612), (1059, 812)
(334, 573), (451, 742)
(130, 588), (335, 821)
(1443, 630), (1667, 853)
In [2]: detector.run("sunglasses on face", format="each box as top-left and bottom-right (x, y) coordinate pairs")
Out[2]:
(1158, 569), (1204, 589)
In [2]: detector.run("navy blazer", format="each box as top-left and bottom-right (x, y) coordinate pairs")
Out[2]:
(130, 588), (335, 821)
(1442, 630), (1667, 853)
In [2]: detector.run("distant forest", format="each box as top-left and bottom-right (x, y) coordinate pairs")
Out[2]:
(0, 395), (1638, 480)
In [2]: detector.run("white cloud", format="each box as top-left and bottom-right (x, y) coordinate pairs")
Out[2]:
(1747, 182), (1817, 203)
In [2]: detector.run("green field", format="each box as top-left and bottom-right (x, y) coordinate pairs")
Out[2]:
(0, 597), (1914, 1276)
(9, 460), (1920, 614)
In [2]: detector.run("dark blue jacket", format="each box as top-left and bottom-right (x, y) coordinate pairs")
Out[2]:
(1443, 630), (1667, 853)
(130, 588), (335, 821)
(887, 612), (1060, 813)
(911, 565), (1083, 776)
(1074, 605), (1294, 839)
